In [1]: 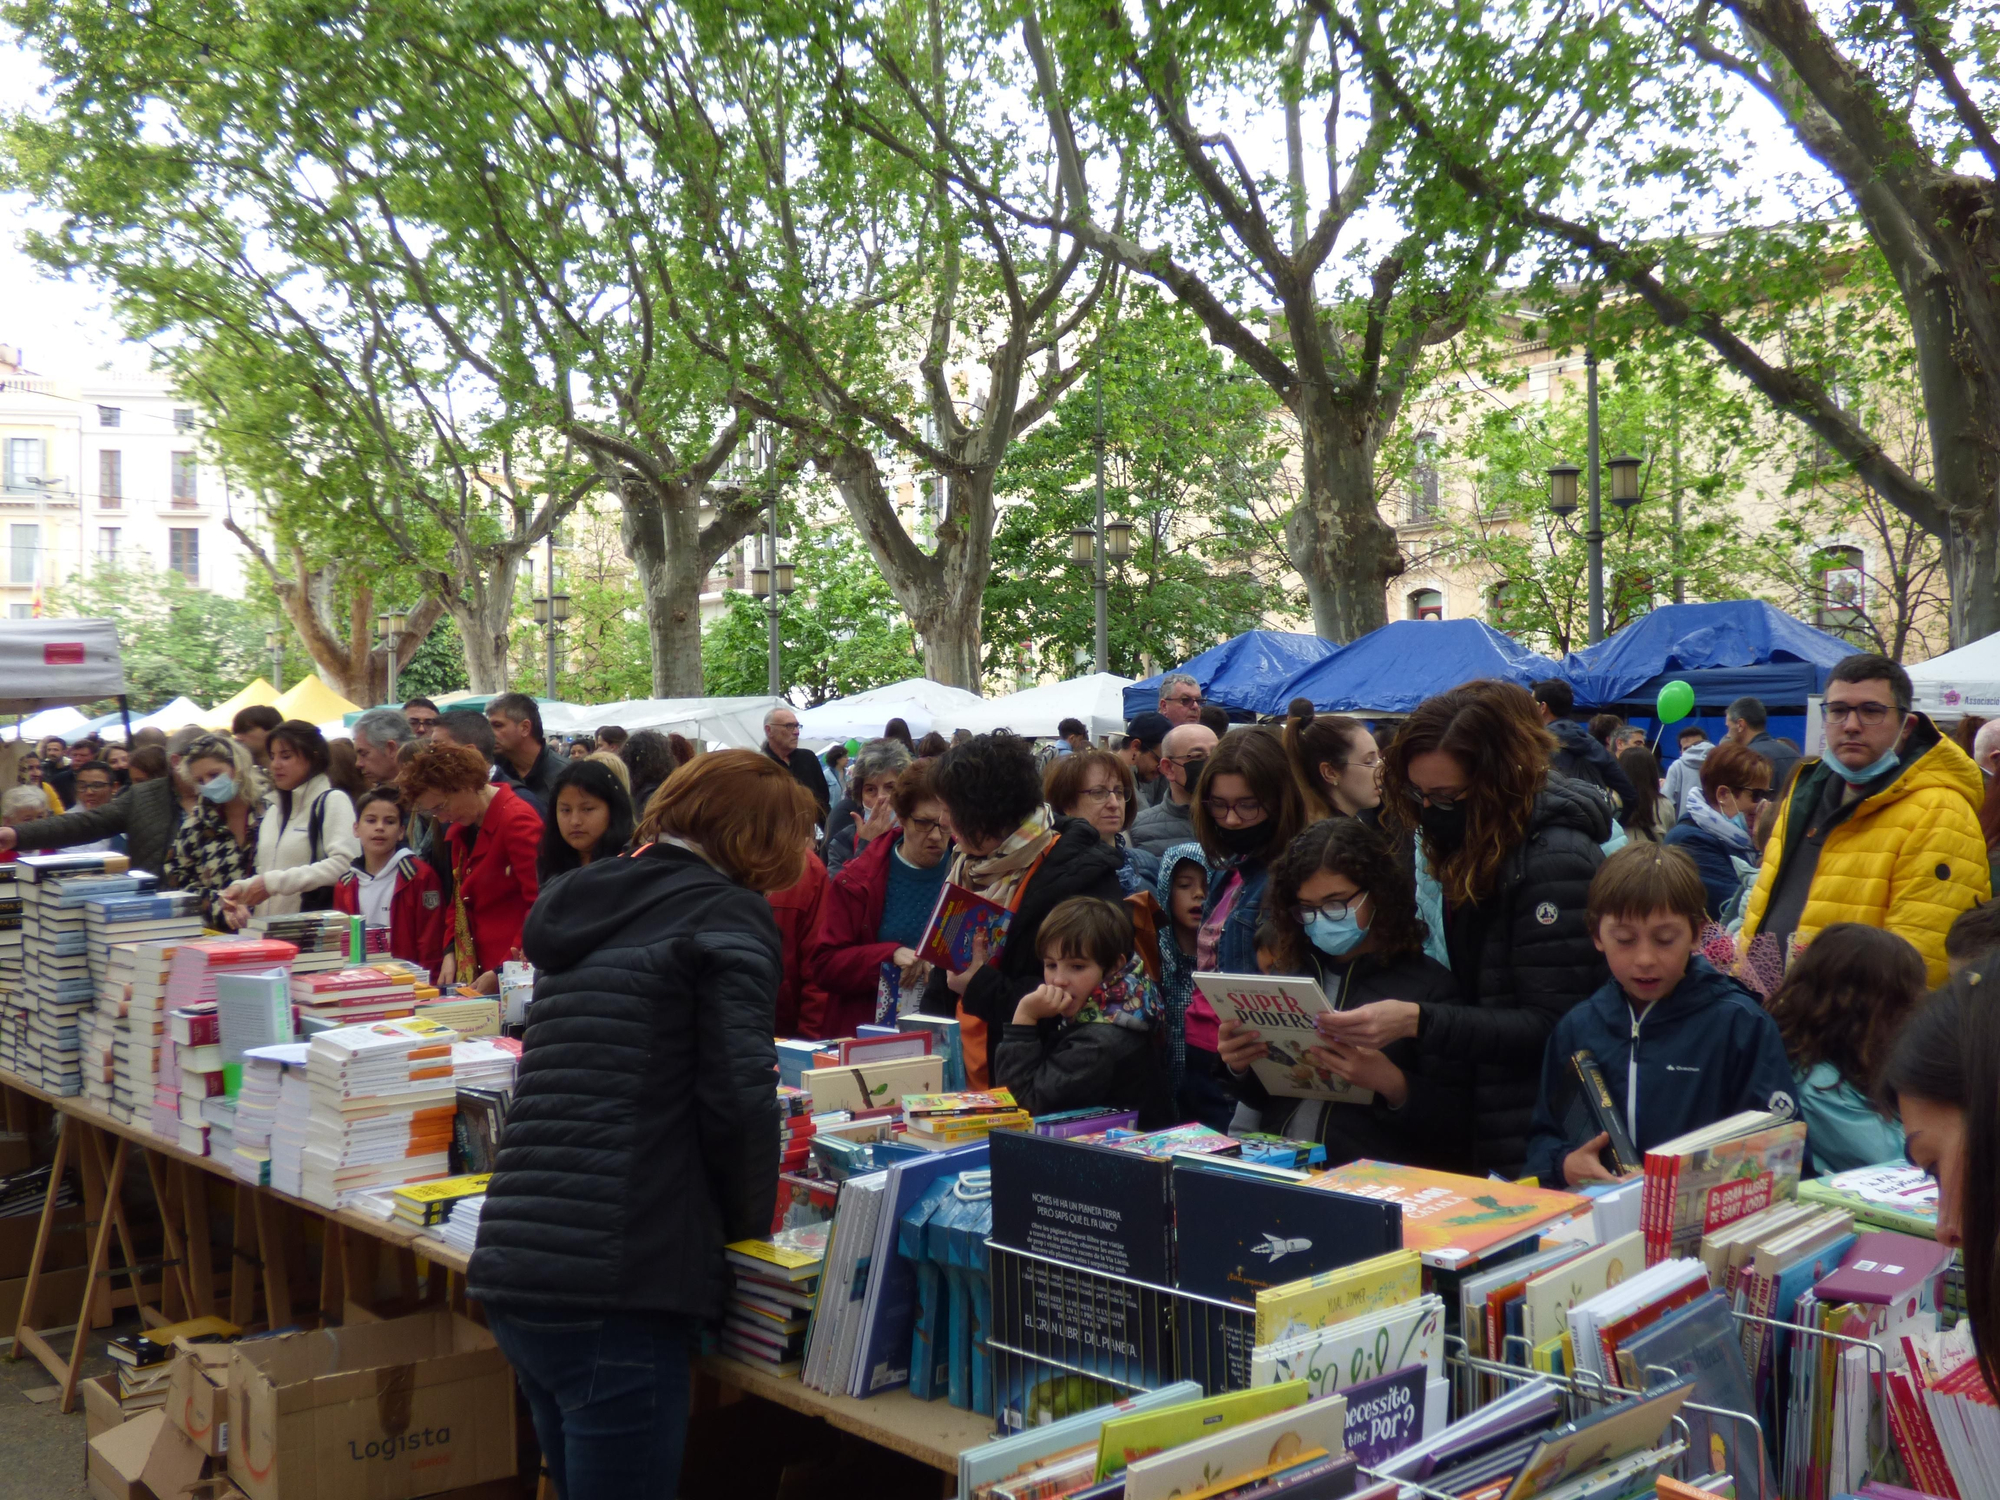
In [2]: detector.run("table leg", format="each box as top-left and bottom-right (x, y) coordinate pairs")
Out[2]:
(9, 1121), (71, 1359)
(16, 1130), (132, 1412)
(180, 1164), (215, 1317)
(144, 1150), (193, 1321)
(319, 1223), (344, 1325)
(75, 1122), (110, 1328)
(228, 1184), (257, 1327)
(253, 1194), (293, 1328)
(85, 1128), (159, 1330)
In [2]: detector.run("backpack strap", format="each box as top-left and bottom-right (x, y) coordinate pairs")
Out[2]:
(307, 791), (329, 865)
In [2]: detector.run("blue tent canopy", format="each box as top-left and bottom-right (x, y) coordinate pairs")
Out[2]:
(1123, 630), (1339, 720)
(1273, 619), (1561, 716)
(1557, 601), (1853, 711)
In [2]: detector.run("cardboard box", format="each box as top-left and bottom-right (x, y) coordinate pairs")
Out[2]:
(170, 1345), (234, 1456)
(227, 1308), (515, 1500)
(0, 1202), (86, 1279)
(88, 1409), (165, 1500)
(145, 1410), (216, 1499)
(83, 1372), (122, 1441)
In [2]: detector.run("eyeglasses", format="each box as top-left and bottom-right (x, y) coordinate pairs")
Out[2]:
(1402, 786), (1467, 810)
(905, 814), (947, 837)
(1203, 796), (1266, 821)
(1075, 785), (1128, 804)
(1293, 892), (1368, 924)
(1163, 751), (1209, 770)
(1736, 787), (1778, 804)
(1165, 693), (1202, 708)
(1343, 754), (1382, 772)
(1822, 701), (1901, 726)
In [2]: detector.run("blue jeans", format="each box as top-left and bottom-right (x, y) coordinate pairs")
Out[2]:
(486, 1307), (696, 1500)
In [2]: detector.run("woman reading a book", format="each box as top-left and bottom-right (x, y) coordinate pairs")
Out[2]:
(918, 732), (1124, 1089)
(806, 755), (953, 1038)
(1337, 682), (1609, 1178)
(469, 748), (816, 1500)
(163, 733), (261, 929)
(1216, 818), (1472, 1169)
(1182, 727), (1310, 1131)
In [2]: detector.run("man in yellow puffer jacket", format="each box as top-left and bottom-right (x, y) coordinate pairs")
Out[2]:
(1742, 654), (1989, 986)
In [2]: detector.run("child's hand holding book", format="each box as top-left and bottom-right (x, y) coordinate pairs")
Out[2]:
(1562, 1132), (1636, 1186)
(1216, 1017), (1269, 1078)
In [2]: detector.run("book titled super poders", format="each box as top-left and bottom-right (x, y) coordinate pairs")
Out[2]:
(1191, 971), (1374, 1105)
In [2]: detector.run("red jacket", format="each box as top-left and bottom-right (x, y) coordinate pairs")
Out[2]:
(332, 850), (447, 978)
(444, 781), (543, 978)
(766, 853), (834, 1039)
(801, 829), (906, 1041)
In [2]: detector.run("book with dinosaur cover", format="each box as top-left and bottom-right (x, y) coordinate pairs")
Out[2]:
(1309, 1161), (1587, 1269)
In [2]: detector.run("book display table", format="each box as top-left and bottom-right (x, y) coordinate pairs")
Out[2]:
(698, 1352), (998, 1474)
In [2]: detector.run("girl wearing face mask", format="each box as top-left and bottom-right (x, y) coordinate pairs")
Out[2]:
(1181, 727), (1309, 1130)
(1347, 681), (1609, 1179)
(1216, 819), (1472, 1169)
(164, 734), (263, 928)
(1662, 740), (1772, 919)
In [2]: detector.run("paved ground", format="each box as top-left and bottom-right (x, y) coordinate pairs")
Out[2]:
(0, 1319), (117, 1500)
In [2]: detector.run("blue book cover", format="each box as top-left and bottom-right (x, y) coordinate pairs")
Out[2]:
(989, 1129), (1174, 1284)
(855, 1142), (989, 1396)
(1342, 1363), (1430, 1468)
(1619, 1290), (1768, 1498)
(88, 893), (201, 921)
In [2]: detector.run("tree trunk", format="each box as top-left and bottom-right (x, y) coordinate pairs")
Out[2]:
(1942, 496), (2000, 648)
(622, 482), (708, 699)
(437, 553), (522, 692)
(1285, 389), (1402, 643)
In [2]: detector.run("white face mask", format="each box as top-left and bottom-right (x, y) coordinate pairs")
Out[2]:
(199, 774), (237, 805)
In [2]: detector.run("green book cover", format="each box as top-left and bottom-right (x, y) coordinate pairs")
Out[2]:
(1094, 1380), (1307, 1481)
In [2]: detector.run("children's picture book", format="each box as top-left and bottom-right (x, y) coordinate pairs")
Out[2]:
(1340, 1364), (1432, 1468)
(916, 882), (1013, 970)
(1614, 1291), (1765, 1497)
(1120, 1393), (1350, 1500)
(1252, 1248), (1422, 1346)
(1249, 1295), (1447, 1399)
(1309, 1161), (1587, 1268)
(962, 1381), (1204, 1499)
(838, 1032), (932, 1066)
(1095, 1381), (1308, 1480)
(1521, 1231), (1644, 1347)
(1640, 1112), (1806, 1263)
(802, 1055), (944, 1115)
(1173, 1161), (1402, 1306)
(1190, 971), (1373, 1104)
(989, 1129), (1175, 1283)
(1795, 1161), (1939, 1237)
(1498, 1376), (1693, 1500)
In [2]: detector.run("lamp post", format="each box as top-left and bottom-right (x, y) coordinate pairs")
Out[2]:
(1074, 367), (1134, 673)
(752, 497), (795, 697)
(1548, 443), (1645, 644)
(376, 609), (408, 707)
(265, 627), (284, 692)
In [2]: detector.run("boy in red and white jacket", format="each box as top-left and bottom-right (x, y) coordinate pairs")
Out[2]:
(333, 788), (447, 978)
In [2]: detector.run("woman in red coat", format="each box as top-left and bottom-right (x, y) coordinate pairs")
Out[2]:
(401, 743), (542, 989)
(765, 847), (832, 1037)
(804, 758), (952, 1037)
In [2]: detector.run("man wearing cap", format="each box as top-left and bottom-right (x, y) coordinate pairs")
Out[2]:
(1124, 712), (1171, 808)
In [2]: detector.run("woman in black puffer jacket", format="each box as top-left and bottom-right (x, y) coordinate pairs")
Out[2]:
(1316, 681), (1608, 1177)
(468, 749), (817, 1500)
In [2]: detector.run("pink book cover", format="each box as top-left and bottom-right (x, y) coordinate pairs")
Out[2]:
(1813, 1231), (1953, 1305)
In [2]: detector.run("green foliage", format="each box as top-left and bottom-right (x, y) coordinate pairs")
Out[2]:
(986, 299), (1299, 679)
(398, 616), (469, 700)
(703, 522), (922, 704)
(51, 561), (269, 712)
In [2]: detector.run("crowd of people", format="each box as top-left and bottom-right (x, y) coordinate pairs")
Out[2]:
(10, 653), (2000, 1497)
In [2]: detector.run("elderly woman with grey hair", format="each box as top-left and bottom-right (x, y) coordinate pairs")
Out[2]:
(824, 737), (916, 876)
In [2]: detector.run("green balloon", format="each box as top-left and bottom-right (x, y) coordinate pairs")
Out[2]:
(1656, 680), (1695, 723)
(846, 738), (862, 756)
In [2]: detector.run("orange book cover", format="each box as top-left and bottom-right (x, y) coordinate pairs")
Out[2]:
(1309, 1161), (1587, 1267)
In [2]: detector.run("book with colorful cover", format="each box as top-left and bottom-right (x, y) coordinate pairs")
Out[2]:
(1190, 971), (1373, 1105)
(1120, 1394), (1349, 1500)
(1338, 1364), (1431, 1468)
(1092, 1123), (1242, 1159)
(1614, 1292), (1765, 1497)
(1095, 1381), (1308, 1480)
(1250, 1296), (1447, 1400)
(1253, 1249), (1423, 1345)
(903, 1089), (1018, 1118)
(1795, 1161), (1939, 1238)
(802, 1055), (944, 1115)
(1521, 1231), (1645, 1347)
(916, 881), (1013, 970)
(1309, 1161), (1587, 1268)
(1640, 1113), (1806, 1264)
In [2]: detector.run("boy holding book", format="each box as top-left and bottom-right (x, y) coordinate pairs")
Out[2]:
(1523, 843), (1793, 1189)
(332, 788), (446, 976)
(993, 895), (1172, 1126)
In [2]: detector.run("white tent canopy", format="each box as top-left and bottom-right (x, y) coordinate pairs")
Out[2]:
(796, 678), (986, 743)
(947, 672), (1135, 740)
(0, 705), (90, 744)
(0, 619), (125, 715)
(1907, 630), (2000, 717)
(132, 696), (207, 734)
(540, 695), (789, 751)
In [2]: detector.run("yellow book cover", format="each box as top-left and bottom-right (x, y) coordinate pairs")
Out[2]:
(1529, 1334), (1565, 1374)
(392, 1173), (491, 1204)
(1252, 1249), (1422, 1345)
(726, 1237), (824, 1271)
(1094, 1380), (1307, 1481)
(1181, 1447), (1332, 1500)
(143, 1315), (239, 1347)
(1310, 1161), (1587, 1267)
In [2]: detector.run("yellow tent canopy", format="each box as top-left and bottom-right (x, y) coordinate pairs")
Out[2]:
(200, 677), (281, 731)
(272, 676), (361, 725)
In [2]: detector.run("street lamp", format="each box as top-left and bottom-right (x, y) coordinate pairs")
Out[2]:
(265, 627), (284, 693)
(376, 609), (409, 707)
(1072, 367), (1136, 674)
(1545, 350), (1645, 644)
(532, 589), (569, 701)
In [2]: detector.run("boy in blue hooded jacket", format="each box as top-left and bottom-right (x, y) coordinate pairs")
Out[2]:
(1523, 843), (1795, 1189)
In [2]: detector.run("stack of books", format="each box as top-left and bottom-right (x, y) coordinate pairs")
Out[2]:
(0, 1163), (78, 1217)
(777, 1086), (814, 1178)
(413, 994), (498, 1036)
(268, 1052), (313, 1197)
(434, 1191), (487, 1254)
(390, 1172), (489, 1229)
(79, 999), (116, 1111)
(105, 941), (186, 1125)
(451, 1037), (515, 1092)
(898, 1090), (1030, 1149)
(229, 1042), (309, 1186)
(107, 1315), (238, 1414)
(0, 863), (21, 998)
(1640, 1109), (1807, 1264)
(249, 911), (356, 972)
(723, 1225), (828, 1376)
(291, 965), (424, 1030)
(299, 1016), (460, 1208)
(162, 938), (300, 1013)
(82, 891), (202, 985)
(151, 1003), (214, 1141)
(16, 856), (153, 1094)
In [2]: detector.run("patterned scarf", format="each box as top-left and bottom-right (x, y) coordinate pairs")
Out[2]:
(1075, 952), (1161, 1032)
(951, 806), (1059, 913)
(449, 830), (478, 979)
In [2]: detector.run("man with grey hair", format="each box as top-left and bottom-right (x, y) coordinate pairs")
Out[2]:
(1131, 721), (1218, 856)
(1973, 718), (2000, 780)
(762, 704), (830, 820)
(825, 737), (914, 874)
(1158, 673), (1203, 727)
(351, 708), (415, 789)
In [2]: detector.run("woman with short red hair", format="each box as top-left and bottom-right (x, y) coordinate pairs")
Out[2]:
(399, 742), (542, 990)
(468, 749), (818, 1500)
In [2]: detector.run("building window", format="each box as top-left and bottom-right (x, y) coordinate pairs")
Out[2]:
(97, 405), (120, 428)
(173, 408), (195, 433)
(1406, 431), (1440, 524)
(98, 450), (121, 508)
(3, 438), (45, 495)
(168, 528), (199, 581)
(171, 451), (198, 506)
(7, 604), (31, 620)
(1815, 544), (1867, 635)
(1487, 581), (1517, 631)
(10, 525), (38, 584)
(97, 528), (120, 567)
(1408, 587), (1444, 621)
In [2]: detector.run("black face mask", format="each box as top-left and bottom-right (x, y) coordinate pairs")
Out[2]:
(1210, 821), (1272, 857)
(1419, 801), (1466, 852)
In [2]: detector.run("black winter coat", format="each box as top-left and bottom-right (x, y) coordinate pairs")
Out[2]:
(994, 1018), (1173, 1127)
(467, 843), (781, 1320)
(920, 819), (1125, 1029)
(1226, 947), (1475, 1172)
(1418, 775), (1610, 1176)
(1548, 719), (1638, 811)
